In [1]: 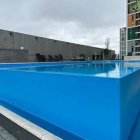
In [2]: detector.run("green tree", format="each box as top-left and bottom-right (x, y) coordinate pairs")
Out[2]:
(104, 48), (110, 60)
(104, 38), (111, 60)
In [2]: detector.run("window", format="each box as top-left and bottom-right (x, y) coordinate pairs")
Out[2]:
(132, 15), (134, 21)
(122, 37), (125, 41)
(135, 47), (140, 52)
(132, 46), (134, 52)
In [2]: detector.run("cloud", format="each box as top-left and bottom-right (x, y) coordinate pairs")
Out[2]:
(0, 0), (126, 53)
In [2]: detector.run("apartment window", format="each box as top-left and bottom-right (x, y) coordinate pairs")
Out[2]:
(122, 37), (125, 41)
(136, 13), (140, 19)
(122, 52), (126, 56)
(136, 13), (139, 19)
(122, 46), (126, 50)
(136, 20), (140, 26)
(135, 47), (140, 52)
(132, 46), (134, 52)
(138, 34), (140, 39)
(132, 15), (134, 21)
(135, 40), (140, 45)
(136, 27), (140, 32)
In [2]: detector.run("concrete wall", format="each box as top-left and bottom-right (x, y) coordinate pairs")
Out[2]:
(0, 29), (114, 62)
(0, 49), (28, 62)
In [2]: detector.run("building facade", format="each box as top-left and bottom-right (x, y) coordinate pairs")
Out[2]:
(120, 28), (127, 59)
(0, 29), (115, 62)
(127, 0), (140, 56)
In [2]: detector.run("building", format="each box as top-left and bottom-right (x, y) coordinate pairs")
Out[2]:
(120, 27), (127, 59)
(127, 0), (140, 56)
(0, 29), (115, 62)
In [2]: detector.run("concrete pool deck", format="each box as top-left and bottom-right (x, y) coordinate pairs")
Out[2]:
(0, 125), (17, 140)
(0, 106), (61, 140)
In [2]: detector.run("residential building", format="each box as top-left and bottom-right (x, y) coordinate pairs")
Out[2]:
(127, 0), (140, 56)
(120, 27), (127, 59)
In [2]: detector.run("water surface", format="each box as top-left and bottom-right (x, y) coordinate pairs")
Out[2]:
(10, 61), (140, 78)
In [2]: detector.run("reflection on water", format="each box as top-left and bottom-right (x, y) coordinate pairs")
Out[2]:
(12, 62), (140, 78)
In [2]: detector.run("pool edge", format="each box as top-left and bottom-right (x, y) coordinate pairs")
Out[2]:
(0, 105), (61, 140)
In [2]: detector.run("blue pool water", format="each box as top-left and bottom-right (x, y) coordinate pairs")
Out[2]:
(0, 61), (140, 140)
(10, 61), (140, 78)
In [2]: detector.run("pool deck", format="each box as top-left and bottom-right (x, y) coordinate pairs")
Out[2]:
(0, 106), (61, 140)
(0, 125), (17, 140)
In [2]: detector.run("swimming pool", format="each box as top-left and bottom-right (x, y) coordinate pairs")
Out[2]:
(0, 61), (140, 140)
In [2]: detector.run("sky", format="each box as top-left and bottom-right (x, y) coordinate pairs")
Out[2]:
(0, 0), (126, 54)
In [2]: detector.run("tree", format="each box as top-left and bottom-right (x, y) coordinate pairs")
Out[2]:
(105, 38), (110, 50)
(104, 38), (111, 60)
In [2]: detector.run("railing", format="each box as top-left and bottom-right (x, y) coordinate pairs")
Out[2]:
(128, 0), (137, 3)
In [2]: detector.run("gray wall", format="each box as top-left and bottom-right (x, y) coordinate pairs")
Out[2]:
(0, 49), (28, 62)
(0, 29), (114, 62)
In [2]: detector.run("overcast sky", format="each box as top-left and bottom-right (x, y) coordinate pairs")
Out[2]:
(0, 0), (126, 53)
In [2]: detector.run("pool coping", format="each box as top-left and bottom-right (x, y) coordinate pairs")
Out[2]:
(0, 105), (61, 140)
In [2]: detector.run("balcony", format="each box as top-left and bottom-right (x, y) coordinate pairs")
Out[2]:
(135, 40), (140, 46)
(135, 46), (140, 52)
(128, 0), (137, 4)
(136, 12), (140, 19)
(135, 27), (140, 33)
(136, 20), (140, 26)
(128, 2), (140, 14)
(128, 7), (140, 14)
(135, 33), (140, 40)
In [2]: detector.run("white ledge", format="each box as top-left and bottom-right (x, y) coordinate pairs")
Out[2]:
(0, 105), (62, 140)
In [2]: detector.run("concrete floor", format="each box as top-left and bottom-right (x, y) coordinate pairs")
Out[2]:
(0, 125), (17, 140)
(0, 106), (61, 140)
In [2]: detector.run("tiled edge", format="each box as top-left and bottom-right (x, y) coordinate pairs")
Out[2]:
(0, 105), (62, 140)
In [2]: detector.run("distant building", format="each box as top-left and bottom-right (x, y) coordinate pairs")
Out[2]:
(120, 28), (127, 59)
(0, 29), (115, 62)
